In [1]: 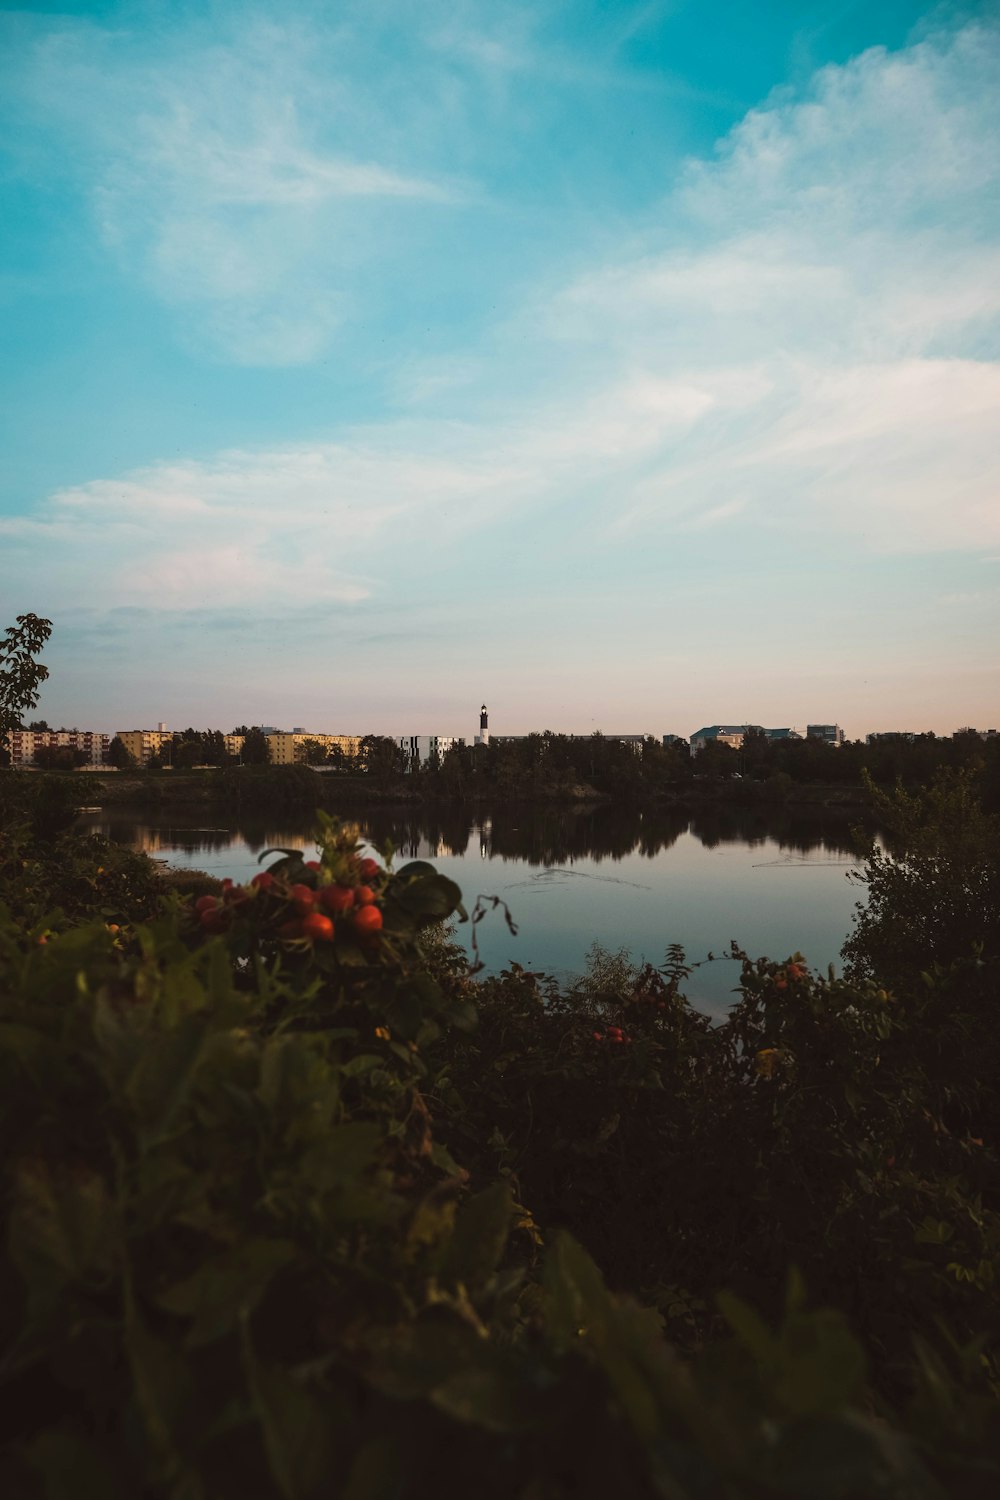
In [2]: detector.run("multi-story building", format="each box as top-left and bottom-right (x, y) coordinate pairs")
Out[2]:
(8, 728), (111, 767)
(807, 724), (845, 746)
(396, 735), (464, 772)
(117, 725), (174, 765)
(690, 725), (807, 755)
(266, 732), (364, 766)
(689, 725), (756, 756)
(954, 727), (999, 740)
(866, 732), (922, 745)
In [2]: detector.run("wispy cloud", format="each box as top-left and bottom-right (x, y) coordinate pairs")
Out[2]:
(3, 8), (465, 364)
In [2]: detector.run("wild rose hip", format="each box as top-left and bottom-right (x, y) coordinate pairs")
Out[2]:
(301, 912), (334, 942)
(321, 885), (354, 915)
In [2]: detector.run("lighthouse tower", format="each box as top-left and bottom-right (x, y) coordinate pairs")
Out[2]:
(475, 703), (489, 747)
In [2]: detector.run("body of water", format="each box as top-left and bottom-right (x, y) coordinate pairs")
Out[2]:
(77, 801), (874, 1017)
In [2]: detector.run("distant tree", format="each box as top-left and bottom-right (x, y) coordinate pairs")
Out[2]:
(241, 727), (270, 765)
(28, 719), (51, 732)
(105, 736), (135, 769)
(360, 735), (406, 783)
(171, 736), (202, 770)
(694, 740), (739, 778)
(1, 613), (52, 761)
(300, 738), (329, 767)
(33, 745), (87, 771)
(739, 726), (771, 780)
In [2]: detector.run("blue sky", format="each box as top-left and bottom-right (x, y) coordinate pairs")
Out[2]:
(2, 0), (998, 739)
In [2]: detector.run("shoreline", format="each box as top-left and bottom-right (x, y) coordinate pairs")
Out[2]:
(57, 768), (873, 814)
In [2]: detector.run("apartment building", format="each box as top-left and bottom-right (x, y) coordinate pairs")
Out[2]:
(396, 735), (463, 771)
(8, 728), (110, 767)
(266, 732), (364, 766)
(117, 726), (174, 765)
(807, 724), (845, 746)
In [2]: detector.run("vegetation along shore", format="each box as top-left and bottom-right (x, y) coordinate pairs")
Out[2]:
(2, 753), (999, 1496)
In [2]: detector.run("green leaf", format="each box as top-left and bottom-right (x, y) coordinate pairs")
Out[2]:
(441, 1181), (512, 1291)
(124, 1285), (191, 1483)
(242, 1345), (337, 1500)
(716, 1290), (777, 1364)
(126, 1013), (209, 1145)
(9, 1161), (117, 1296)
(387, 873), (462, 925)
(430, 1367), (535, 1433)
(156, 1238), (298, 1348)
(339, 1053), (384, 1080)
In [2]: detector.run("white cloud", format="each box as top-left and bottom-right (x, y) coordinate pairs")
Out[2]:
(6, 10), (463, 365)
(534, 19), (1000, 552)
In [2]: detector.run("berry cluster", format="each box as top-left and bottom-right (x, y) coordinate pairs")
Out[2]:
(191, 852), (386, 944)
(593, 1025), (631, 1045)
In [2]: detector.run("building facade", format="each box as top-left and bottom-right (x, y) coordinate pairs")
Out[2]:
(8, 728), (111, 767)
(266, 732), (363, 766)
(117, 726), (173, 765)
(689, 725), (755, 756)
(395, 735), (463, 772)
(806, 724), (845, 746)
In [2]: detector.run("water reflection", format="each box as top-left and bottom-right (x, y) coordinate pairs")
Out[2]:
(80, 801), (875, 865)
(361, 801), (873, 866)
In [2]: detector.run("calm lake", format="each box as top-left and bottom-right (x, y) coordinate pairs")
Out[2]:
(79, 800), (876, 1017)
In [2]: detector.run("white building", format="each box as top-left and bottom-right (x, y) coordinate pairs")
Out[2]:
(395, 735), (463, 772)
(8, 728), (111, 767)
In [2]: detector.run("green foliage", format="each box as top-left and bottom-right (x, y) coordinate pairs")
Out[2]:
(2, 803), (1000, 1495)
(105, 736), (135, 769)
(0, 613), (52, 756)
(241, 726), (270, 765)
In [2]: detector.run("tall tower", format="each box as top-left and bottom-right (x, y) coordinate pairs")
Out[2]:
(476, 703), (489, 746)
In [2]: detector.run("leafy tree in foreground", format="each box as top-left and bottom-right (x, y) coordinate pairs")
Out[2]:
(0, 613), (52, 759)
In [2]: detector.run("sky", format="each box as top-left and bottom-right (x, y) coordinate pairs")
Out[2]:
(1, 0), (998, 741)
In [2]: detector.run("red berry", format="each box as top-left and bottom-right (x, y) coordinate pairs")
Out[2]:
(320, 885), (354, 916)
(304, 860), (321, 871)
(200, 907), (227, 933)
(277, 918), (303, 939)
(354, 885), (376, 907)
(251, 872), (275, 890)
(359, 857), (379, 880)
(301, 912), (334, 942)
(290, 883), (315, 915)
(194, 894), (218, 913)
(354, 905), (383, 935)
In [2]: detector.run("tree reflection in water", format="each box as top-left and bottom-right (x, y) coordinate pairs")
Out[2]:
(78, 801), (877, 865)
